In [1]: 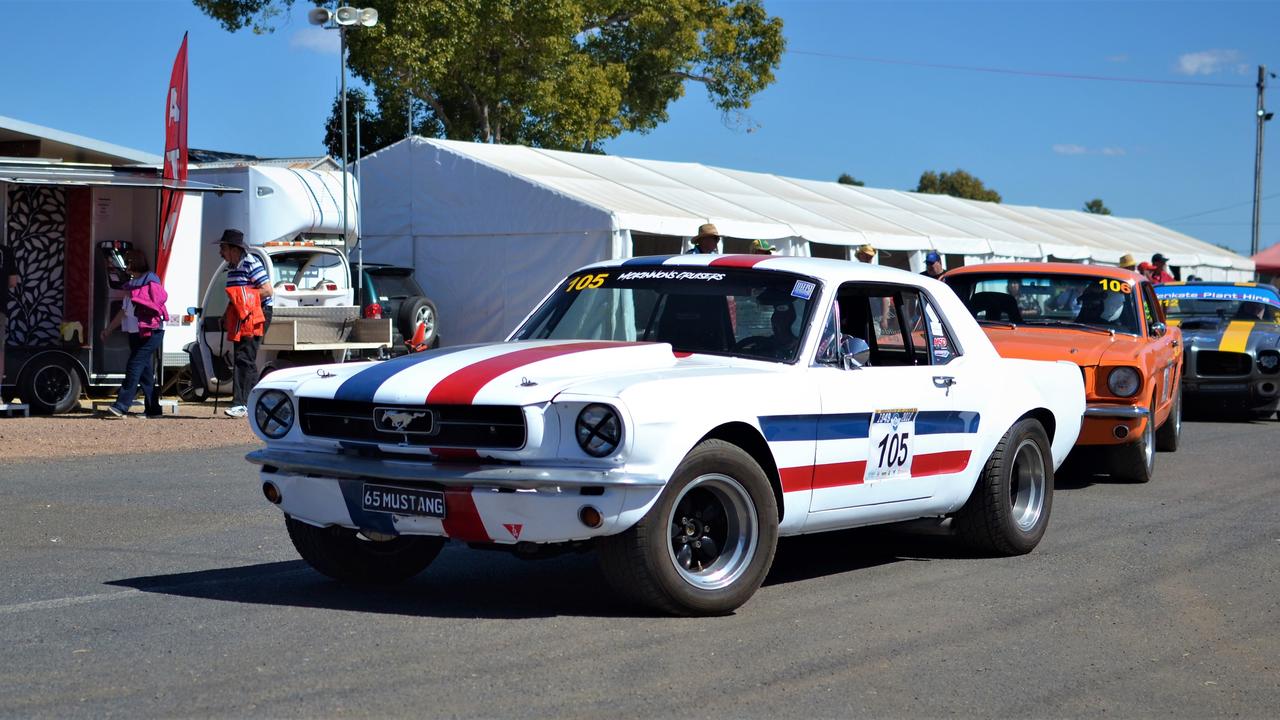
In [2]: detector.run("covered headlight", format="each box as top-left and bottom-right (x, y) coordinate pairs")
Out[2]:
(255, 390), (295, 439)
(1259, 352), (1279, 372)
(575, 404), (622, 457)
(1106, 367), (1141, 397)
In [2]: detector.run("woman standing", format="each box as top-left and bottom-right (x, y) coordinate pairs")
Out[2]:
(100, 249), (168, 418)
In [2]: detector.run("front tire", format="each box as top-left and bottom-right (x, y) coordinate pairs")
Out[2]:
(1155, 386), (1181, 452)
(954, 418), (1053, 555)
(19, 358), (82, 415)
(1109, 405), (1155, 483)
(285, 515), (445, 584)
(598, 439), (778, 616)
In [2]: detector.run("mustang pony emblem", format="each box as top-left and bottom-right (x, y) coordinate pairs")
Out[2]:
(377, 408), (434, 433)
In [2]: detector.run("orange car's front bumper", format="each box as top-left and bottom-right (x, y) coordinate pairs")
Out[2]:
(1078, 404), (1149, 446)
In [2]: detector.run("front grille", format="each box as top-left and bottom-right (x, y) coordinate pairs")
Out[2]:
(1196, 351), (1252, 377)
(298, 398), (526, 449)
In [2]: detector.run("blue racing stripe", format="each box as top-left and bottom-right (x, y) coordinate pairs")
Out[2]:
(333, 344), (479, 403)
(760, 411), (978, 441)
(915, 411), (981, 435)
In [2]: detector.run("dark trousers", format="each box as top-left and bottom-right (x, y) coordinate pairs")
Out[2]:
(231, 306), (272, 407)
(112, 330), (164, 416)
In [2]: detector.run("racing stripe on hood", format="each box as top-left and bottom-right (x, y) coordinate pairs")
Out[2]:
(425, 341), (635, 405)
(332, 344), (477, 403)
(1219, 321), (1254, 353)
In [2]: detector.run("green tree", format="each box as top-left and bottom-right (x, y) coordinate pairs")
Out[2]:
(837, 173), (865, 186)
(323, 87), (444, 159)
(915, 169), (1002, 203)
(194, 0), (785, 151)
(1083, 198), (1112, 215)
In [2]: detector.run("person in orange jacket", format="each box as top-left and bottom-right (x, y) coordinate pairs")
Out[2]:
(216, 229), (272, 418)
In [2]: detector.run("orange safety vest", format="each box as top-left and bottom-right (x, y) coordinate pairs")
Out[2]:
(224, 285), (266, 341)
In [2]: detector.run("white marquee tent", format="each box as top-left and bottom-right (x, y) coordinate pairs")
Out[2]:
(358, 137), (1255, 345)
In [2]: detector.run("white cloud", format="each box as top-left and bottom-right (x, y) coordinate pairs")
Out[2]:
(1175, 49), (1242, 76)
(1053, 144), (1127, 157)
(290, 27), (340, 54)
(1105, 54), (1129, 63)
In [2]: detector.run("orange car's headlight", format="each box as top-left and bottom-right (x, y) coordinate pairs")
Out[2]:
(1106, 367), (1141, 398)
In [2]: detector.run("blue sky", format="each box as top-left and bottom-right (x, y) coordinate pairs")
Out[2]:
(2, 0), (1276, 256)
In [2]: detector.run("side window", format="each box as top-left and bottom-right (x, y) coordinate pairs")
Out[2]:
(924, 300), (959, 365)
(834, 283), (942, 367)
(1140, 283), (1161, 334)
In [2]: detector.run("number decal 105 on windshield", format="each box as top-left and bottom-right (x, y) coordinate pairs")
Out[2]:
(566, 273), (609, 291)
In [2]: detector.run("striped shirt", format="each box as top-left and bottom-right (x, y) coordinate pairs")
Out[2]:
(226, 252), (273, 307)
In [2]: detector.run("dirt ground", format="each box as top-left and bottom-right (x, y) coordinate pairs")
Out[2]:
(0, 397), (259, 461)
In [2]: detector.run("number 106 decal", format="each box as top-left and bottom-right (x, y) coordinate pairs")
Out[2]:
(866, 408), (918, 481)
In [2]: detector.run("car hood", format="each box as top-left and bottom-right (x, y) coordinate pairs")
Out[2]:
(1176, 319), (1280, 352)
(981, 326), (1147, 368)
(278, 339), (738, 406)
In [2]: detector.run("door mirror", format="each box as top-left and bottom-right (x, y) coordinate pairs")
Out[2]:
(1150, 321), (1166, 337)
(188, 306), (201, 317)
(840, 335), (871, 370)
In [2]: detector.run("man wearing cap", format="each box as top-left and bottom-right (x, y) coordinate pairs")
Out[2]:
(1149, 253), (1175, 284)
(1118, 253), (1137, 272)
(855, 244), (876, 264)
(750, 239), (777, 255)
(687, 223), (721, 254)
(920, 251), (944, 279)
(217, 229), (274, 418)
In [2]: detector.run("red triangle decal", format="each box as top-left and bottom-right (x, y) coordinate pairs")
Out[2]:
(503, 523), (523, 540)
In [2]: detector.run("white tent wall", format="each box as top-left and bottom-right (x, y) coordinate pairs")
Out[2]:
(358, 137), (618, 344)
(355, 137), (1256, 346)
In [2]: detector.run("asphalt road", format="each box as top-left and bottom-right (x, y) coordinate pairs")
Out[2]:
(1, 417), (1277, 718)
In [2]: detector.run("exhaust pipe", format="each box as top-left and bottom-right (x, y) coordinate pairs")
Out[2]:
(1113, 425), (1130, 440)
(578, 505), (603, 529)
(262, 481), (282, 504)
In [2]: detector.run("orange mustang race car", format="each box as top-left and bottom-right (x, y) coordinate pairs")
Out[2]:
(943, 263), (1182, 483)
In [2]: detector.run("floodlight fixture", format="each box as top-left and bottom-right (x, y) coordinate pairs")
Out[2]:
(334, 6), (360, 25)
(358, 7), (379, 26)
(307, 7), (331, 25)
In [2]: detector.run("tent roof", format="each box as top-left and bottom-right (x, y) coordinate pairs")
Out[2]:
(1253, 242), (1280, 274)
(395, 137), (1253, 270)
(0, 114), (160, 165)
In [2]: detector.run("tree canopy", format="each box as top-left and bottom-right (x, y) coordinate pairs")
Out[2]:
(1083, 198), (1112, 215)
(836, 173), (864, 186)
(915, 169), (1001, 203)
(194, 0), (785, 153)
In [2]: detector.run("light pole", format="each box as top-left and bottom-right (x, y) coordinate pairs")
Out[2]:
(308, 5), (378, 281)
(1252, 65), (1275, 258)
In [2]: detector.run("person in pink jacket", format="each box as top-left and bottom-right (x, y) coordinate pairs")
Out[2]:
(100, 249), (168, 418)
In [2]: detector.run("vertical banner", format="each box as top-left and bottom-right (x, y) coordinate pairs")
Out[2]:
(157, 32), (188, 281)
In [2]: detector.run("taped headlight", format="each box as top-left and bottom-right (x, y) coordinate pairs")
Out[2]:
(255, 390), (295, 439)
(1106, 367), (1141, 398)
(575, 404), (622, 457)
(1259, 352), (1279, 372)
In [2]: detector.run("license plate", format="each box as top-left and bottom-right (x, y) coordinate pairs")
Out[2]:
(361, 484), (447, 518)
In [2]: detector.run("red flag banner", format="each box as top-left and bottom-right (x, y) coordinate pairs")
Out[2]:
(157, 32), (188, 281)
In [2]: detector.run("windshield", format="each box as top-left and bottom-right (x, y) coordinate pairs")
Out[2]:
(270, 250), (347, 290)
(513, 267), (821, 363)
(1155, 285), (1280, 323)
(945, 272), (1143, 334)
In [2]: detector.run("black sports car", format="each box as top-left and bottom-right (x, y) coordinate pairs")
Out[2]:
(1154, 281), (1280, 417)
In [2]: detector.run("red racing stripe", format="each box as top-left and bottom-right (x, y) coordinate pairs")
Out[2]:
(910, 450), (971, 477)
(709, 255), (772, 269)
(426, 341), (631, 405)
(778, 466), (813, 493)
(813, 461), (867, 489)
(442, 488), (490, 542)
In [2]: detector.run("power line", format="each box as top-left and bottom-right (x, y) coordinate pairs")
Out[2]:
(1159, 191), (1280, 223)
(789, 50), (1253, 89)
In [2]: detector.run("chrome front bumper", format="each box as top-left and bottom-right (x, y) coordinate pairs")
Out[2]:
(1083, 404), (1147, 418)
(246, 447), (666, 490)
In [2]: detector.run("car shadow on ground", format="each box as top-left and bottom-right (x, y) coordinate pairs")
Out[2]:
(106, 523), (983, 619)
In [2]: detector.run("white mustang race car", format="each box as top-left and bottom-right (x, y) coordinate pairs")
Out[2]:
(246, 255), (1085, 615)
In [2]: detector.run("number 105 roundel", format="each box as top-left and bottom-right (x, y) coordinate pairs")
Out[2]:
(246, 254), (1085, 615)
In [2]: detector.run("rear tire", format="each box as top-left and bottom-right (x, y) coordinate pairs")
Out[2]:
(1155, 386), (1181, 452)
(953, 418), (1053, 555)
(19, 358), (82, 415)
(285, 515), (445, 584)
(598, 439), (778, 616)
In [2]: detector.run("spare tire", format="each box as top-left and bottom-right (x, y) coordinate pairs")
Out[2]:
(397, 297), (438, 348)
